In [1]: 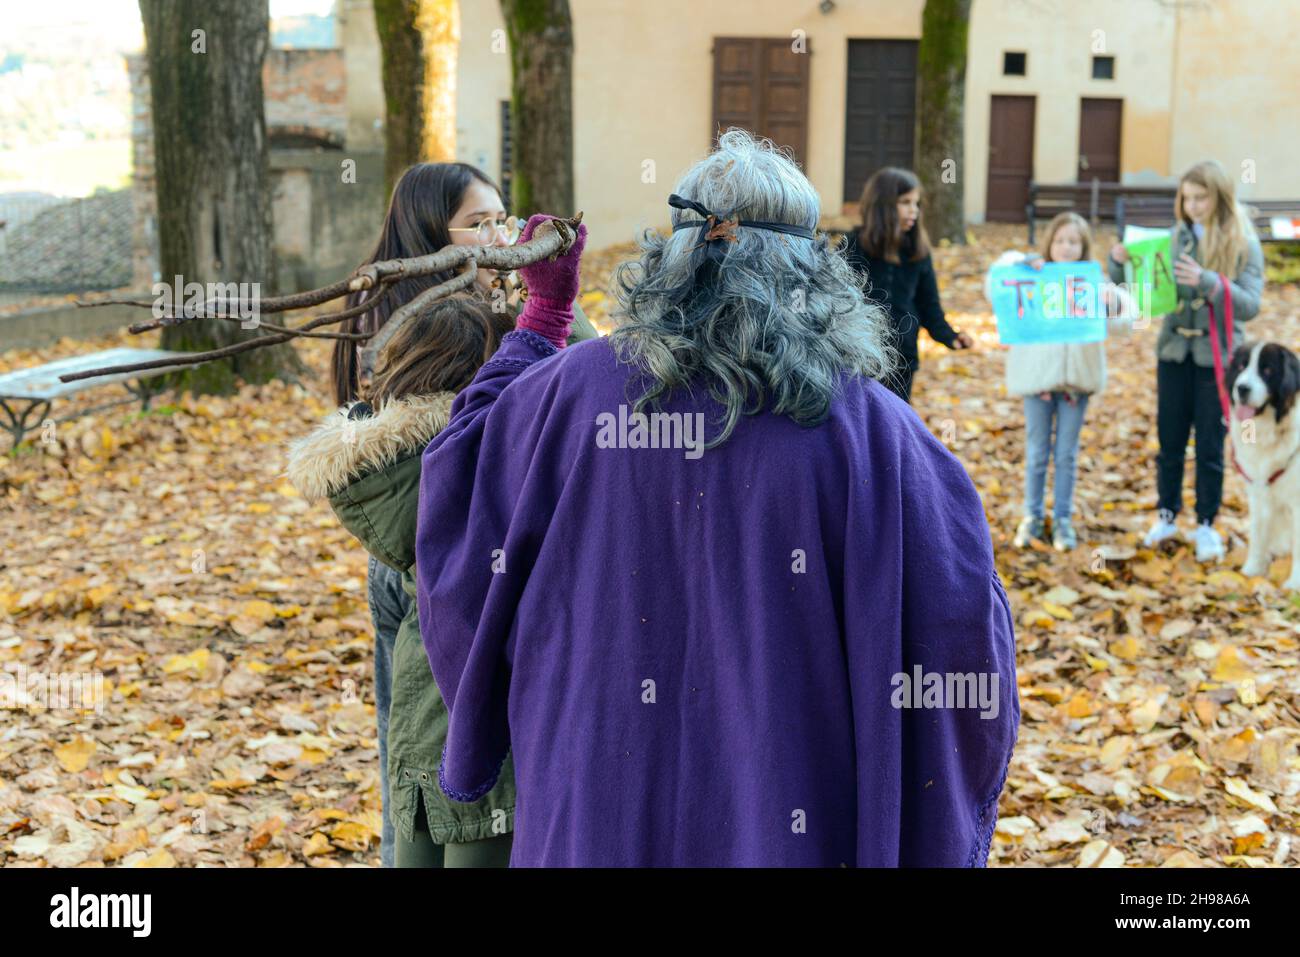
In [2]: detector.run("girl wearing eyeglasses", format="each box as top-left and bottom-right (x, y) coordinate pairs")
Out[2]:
(326, 162), (596, 868)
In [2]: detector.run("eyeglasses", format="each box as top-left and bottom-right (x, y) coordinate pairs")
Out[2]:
(449, 215), (522, 245)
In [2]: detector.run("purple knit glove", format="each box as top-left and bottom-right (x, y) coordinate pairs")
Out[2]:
(515, 214), (587, 348)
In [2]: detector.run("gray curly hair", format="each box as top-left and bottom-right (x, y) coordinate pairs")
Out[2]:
(608, 129), (896, 448)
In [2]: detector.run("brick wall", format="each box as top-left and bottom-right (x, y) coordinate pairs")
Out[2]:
(128, 47), (378, 294)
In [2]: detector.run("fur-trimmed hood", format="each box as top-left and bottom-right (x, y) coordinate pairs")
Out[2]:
(286, 393), (454, 502)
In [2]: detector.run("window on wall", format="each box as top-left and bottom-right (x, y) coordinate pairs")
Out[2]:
(1092, 55), (1115, 79)
(1003, 51), (1026, 76)
(499, 100), (513, 210)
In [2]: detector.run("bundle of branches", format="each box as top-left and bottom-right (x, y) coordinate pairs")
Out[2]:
(62, 213), (585, 393)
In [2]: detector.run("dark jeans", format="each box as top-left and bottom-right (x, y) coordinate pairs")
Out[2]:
(367, 555), (410, 868)
(1156, 356), (1226, 525)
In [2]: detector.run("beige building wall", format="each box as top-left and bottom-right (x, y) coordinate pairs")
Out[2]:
(456, 0), (927, 244)
(454, 0), (1300, 241)
(1170, 0), (1300, 202)
(340, 0), (385, 152)
(965, 0), (1178, 221)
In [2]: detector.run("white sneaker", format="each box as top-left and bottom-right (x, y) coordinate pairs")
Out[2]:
(1194, 524), (1225, 563)
(1143, 515), (1181, 548)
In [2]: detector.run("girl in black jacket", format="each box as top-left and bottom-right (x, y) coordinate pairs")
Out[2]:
(841, 167), (971, 402)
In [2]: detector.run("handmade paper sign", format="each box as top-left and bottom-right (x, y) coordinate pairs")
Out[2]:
(990, 260), (1107, 345)
(1121, 227), (1178, 319)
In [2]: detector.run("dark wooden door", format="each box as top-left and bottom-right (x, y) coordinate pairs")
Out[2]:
(712, 37), (811, 168)
(843, 39), (917, 205)
(986, 95), (1035, 222)
(1077, 98), (1122, 183)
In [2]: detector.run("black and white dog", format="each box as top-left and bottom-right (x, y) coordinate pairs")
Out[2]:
(1227, 342), (1300, 588)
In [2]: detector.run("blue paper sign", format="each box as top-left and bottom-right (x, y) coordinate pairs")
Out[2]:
(990, 261), (1107, 345)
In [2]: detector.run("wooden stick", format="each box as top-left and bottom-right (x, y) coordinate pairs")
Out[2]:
(60, 213), (583, 385)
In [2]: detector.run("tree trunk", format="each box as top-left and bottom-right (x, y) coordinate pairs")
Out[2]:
(916, 0), (971, 245)
(374, 0), (428, 197)
(499, 0), (574, 217)
(140, 0), (299, 393)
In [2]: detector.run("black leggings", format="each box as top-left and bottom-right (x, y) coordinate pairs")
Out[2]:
(394, 800), (513, 868)
(1155, 356), (1226, 524)
(884, 363), (917, 404)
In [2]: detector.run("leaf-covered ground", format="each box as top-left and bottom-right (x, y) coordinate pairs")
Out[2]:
(1, 225), (1297, 867)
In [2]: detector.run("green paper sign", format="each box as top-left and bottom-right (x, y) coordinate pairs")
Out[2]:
(1122, 230), (1178, 319)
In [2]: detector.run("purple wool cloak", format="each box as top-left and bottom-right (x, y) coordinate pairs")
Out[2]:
(415, 329), (1019, 867)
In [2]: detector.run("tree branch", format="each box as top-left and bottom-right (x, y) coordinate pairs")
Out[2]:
(62, 213), (583, 385)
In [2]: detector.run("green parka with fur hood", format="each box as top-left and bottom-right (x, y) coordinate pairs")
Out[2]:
(286, 394), (516, 843)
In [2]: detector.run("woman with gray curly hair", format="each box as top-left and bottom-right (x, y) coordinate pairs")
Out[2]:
(414, 130), (1019, 867)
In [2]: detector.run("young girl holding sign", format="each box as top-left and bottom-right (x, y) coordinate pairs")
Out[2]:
(987, 212), (1134, 552)
(1108, 160), (1264, 563)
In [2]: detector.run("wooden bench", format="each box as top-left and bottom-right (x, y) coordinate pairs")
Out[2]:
(1026, 182), (1178, 244)
(1115, 196), (1300, 242)
(0, 348), (199, 448)
(1114, 194), (1178, 235)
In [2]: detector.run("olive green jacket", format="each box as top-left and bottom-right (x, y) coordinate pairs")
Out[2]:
(1108, 220), (1263, 367)
(287, 393), (517, 843)
(286, 308), (596, 843)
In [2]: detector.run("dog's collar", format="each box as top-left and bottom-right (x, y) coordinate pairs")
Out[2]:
(1232, 442), (1300, 485)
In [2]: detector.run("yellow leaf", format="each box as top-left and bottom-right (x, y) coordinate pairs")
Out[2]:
(1145, 784), (1193, 803)
(246, 502), (273, 514)
(1211, 646), (1253, 682)
(1224, 777), (1278, 814)
(1109, 636), (1142, 661)
(1132, 560), (1168, 583)
(161, 648), (210, 675)
(1065, 691), (1095, 718)
(1042, 602), (1075, 621)
(303, 832), (334, 857)
(239, 600), (278, 623)
(1207, 570), (1248, 589)
(1042, 585), (1081, 606)
(103, 828), (149, 861)
(1233, 832), (1267, 854)
(55, 735), (97, 773)
(299, 748), (328, 765)
(329, 821), (375, 851)
(84, 584), (116, 608)
(1129, 697), (1162, 733)
(134, 848), (176, 868)
(1077, 840), (1125, 867)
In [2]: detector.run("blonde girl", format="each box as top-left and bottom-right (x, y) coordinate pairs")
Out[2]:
(1108, 160), (1264, 562)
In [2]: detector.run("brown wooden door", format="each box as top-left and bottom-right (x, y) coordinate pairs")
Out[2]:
(986, 95), (1035, 222)
(1077, 98), (1122, 183)
(712, 37), (811, 168)
(842, 39), (917, 205)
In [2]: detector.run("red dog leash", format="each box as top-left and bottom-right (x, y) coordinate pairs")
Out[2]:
(1208, 275), (1294, 485)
